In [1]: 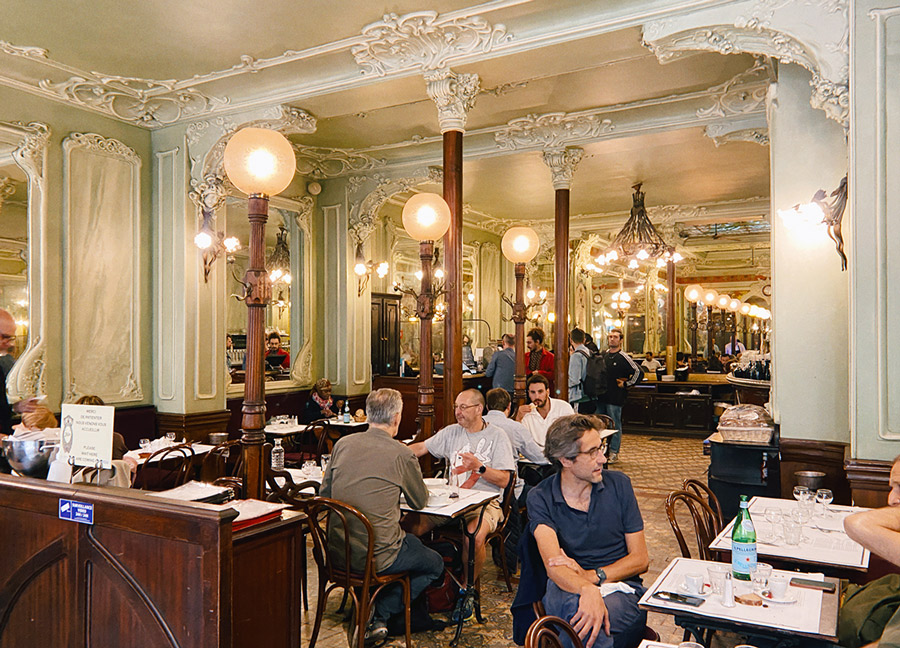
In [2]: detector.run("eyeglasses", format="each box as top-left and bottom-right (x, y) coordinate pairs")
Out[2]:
(0, 333), (14, 342)
(577, 439), (609, 460)
(454, 403), (481, 411)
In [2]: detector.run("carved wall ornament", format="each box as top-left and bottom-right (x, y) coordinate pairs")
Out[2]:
(188, 173), (228, 213)
(62, 132), (140, 163)
(495, 112), (614, 151)
(0, 40), (48, 59)
(424, 68), (480, 133)
(10, 121), (51, 179)
(705, 124), (770, 146)
(292, 196), (315, 233)
(0, 177), (16, 210)
(542, 147), (584, 191)
(352, 11), (512, 76)
(294, 145), (385, 179)
(349, 168), (443, 246)
(38, 74), (228, 127)
(696, 59), (771, 119)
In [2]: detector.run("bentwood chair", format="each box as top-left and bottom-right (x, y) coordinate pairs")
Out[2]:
(133, 443), (195, 491)
(525, 614), (585, 648)
(200, 439), (243, 482)
(529, 600), (658, 648)
(283, 419), (332, 466)
(682, 478), (725, 532)
(486, 471), (518, 591)
(665, 489), (721, 561)
(266, 467), (320, 611)
(302, 496), (412, 648)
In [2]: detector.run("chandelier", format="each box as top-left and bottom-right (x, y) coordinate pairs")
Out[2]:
(266, 225), (292, 285)
(594, 183), (682, 270)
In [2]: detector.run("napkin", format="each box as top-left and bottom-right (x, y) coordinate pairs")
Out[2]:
(600, 582), (635, 597)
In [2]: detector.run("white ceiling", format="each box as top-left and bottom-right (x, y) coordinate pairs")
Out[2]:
(1, 0), (773, 278)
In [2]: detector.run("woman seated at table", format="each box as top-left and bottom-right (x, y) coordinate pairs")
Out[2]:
(301, 378), (344, 423)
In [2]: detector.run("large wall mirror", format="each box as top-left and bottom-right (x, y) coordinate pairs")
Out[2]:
(224, 194), (312, 392)
(0, 121), (47, 399)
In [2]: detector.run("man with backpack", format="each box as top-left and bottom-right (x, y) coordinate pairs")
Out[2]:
(568, 328), (597, 413)
(596, 328), (642, 464)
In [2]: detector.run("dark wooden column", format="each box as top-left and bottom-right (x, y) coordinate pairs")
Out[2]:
(553, 188), (569, 399)
(666, 258), (676, 375)
(513, 262), (527, 406)
(417, 241), (437, 443)
(443, 130), (463, 419)
(707, 305), (715, 360)
(241, 195), (271, 500)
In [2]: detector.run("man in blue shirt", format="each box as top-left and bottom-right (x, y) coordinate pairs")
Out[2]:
(484, 333), (516, 396)
(527, 414), (648, 648)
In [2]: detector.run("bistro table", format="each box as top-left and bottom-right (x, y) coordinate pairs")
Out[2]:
(709, 495), (870, 575)
(639, 556), (839, 647)
(264, 418), (369, 437)
(125, 442), (215, 464)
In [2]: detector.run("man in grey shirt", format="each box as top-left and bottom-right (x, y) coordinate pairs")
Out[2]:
(409, 388), (515, 612)
(484, 333), (516, 395)
(322, 388), (443, 643)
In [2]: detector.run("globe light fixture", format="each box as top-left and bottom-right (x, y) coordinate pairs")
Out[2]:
(501, 227), (540, 264)
(702, 288), (719, 305)
(401, 193), (451, 242)
(684, 284), (703, 303)
(224, 127), (296, 196)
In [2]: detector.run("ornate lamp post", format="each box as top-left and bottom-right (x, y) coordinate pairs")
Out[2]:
(727, 297), (742, 354)
(500, 227), (540, 407)
(223, 127), (296, 500)
(399, 193), (451, 443)
(683, 284), (703, 358)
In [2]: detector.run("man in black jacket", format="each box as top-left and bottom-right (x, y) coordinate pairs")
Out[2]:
(595, 329), (642, 464)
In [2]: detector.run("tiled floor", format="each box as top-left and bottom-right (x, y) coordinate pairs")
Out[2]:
(302, 433), (712, 647)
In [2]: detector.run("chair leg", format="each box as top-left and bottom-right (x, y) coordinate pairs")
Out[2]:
(356, 593), (370, 648)
(495, 536), (513, 592)
(309, 579), (328, 648)
(300, 529), (309, 611)
(403, 576), (412, 648)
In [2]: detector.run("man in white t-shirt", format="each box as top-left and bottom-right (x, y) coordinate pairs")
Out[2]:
(515, 373), (575, 450)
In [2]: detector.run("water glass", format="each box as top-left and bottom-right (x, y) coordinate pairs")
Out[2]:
(302, 460), (317, 476)
(752, 562), (773, 593)
(707, 564), (729, 594)
(816, 488), (834, 516)
(793, 485), (809, 501)
(784, 519), (802, 545)
(764, 507), (782, 540)
(139, 438), (151, 452)
(165, 432), (176, 443)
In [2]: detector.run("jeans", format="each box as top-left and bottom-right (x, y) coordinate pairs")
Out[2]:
(376, 533), (444, 621)
(542, 579), (647, 648)
(600, 403), (623, 453)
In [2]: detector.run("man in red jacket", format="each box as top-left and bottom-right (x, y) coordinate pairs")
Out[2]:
(525, 327), (555, 393)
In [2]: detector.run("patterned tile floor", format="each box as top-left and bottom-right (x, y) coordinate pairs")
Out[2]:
(303, 433), (714, 648)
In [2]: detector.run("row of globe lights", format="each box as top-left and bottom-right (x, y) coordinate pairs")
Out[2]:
(587, 248), (684, 272)
(683, 284), (771, 320)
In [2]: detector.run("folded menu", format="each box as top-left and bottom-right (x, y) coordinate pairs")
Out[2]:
(214, 499), (290, 531)
(148, 480), (233, 504)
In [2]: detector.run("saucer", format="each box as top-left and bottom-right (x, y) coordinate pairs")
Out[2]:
(762, 591), (797, 604)
(677, 583), (710, 598)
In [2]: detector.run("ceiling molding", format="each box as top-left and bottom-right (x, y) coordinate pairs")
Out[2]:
(496, 113), (614, 151)
(294, 144), (385, 179)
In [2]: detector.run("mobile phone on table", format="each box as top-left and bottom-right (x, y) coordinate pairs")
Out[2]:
(652, 591), (705, 607)
(789, 578), (836, 592)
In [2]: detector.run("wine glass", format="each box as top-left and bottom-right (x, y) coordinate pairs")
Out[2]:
(816, 488), (834, 517)
(165, 432), (176, 443)
(139, 438), (151, 452)
(793, 485), (809, 502)
(764, 507), (783, 541)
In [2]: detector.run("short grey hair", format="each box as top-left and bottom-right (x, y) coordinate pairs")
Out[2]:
(366, 388), (403, 426)
(544, 414), (606, 467)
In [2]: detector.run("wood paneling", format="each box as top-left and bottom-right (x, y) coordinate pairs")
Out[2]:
(846, 458), (893, 508)
(779, 438), (850, 504)
(158, 410), (231, 443)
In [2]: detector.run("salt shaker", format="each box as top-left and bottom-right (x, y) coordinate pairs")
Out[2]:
(722, 571), (736, 607)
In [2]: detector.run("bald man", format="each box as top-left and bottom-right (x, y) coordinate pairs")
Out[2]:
(0, 309), (37, 438)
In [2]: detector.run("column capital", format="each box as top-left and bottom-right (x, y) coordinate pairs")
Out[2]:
(425, 68), (480, 133)
(542, 146), (584, 191)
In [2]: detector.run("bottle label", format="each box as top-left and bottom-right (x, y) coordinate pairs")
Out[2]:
(732, 540), (757, 577)
(740, 519), (755, 533)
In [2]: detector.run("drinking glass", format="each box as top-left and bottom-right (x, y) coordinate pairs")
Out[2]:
(302, 460), (317, 476)
(139, 438), (151, 452)
(793, 485), (809, 501)
(783, 519), (802, 545)
(165, 432), (176, 443)
(816, 488), (834, 517)
(764, 507), (783, 541)
(752, 563), (773, 594)
(707, 564), (729, 594)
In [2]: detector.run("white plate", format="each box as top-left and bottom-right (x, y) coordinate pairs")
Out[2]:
(677, 583), (711, 598)
(761, 591), (798, 605)
(424, 478), (446, 487)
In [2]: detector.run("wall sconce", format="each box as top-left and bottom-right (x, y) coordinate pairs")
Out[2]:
(353, 242), (388, 296)
(194, 208), (241, 282)
(778, 174), (848, 271)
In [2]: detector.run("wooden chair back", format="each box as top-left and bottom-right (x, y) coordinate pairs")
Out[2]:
(524, 615), (586, 648)
(133, 443), (195, 491)
(682, 477), (725, 531)
(304, 496), (379, 593)
(665, 489), (721, 561)
(200, 439), (243, 482)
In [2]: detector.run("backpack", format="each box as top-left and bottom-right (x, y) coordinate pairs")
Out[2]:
(578, 349), (607, 398)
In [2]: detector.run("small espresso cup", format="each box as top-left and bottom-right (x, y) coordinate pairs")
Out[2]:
(768, 574), (790, 599)
(683, 572), (705, 594)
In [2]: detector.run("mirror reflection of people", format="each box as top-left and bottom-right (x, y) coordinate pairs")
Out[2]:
(0, 309), (38, 437)
(266, 331), (290, 369)
(462, 334), (476, 370)
(302, 378), (343, 423)
(525, 327), (555, 392)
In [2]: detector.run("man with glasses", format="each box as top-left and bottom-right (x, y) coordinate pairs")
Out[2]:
(408, 388), (515, 620)
(526, 414), (648, 648)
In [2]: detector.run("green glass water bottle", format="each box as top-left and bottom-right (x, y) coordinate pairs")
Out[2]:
(731, 495), (757, 581)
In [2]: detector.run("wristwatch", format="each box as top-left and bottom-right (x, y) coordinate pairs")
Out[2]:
(477, 464), (487, 474)
(595, 567), (607, 585)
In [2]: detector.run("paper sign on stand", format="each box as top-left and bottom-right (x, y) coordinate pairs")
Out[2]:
(60, 404), (115, 469)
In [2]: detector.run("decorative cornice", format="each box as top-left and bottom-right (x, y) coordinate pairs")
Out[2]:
(351, 11), (512, 76)
(696, 59), (770, 119)
(294, 145), (385, 179)
(6, 121), (50, 179)
(495, 112), (614, 150)
(349, 167), (443, 245)
(61, 132), (140, 163)
(425, 68), (480, 133)
(542, 147), (584, 191)
(705, 124), (769, 146)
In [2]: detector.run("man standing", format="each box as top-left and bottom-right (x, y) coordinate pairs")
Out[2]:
(516, 374), (575, 451)
(724, 339), (746, 356)
(525, 327), (555, 391)
(484, 334), (516, 396)
(528, 414), (648, 648)
(568, 328), (593, 412)
(596, 329), (642, 464)
(322, 388), (444, 643)
(408, 388), (515, 620)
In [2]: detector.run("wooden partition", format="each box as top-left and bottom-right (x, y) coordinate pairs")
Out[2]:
(0, 475), (301, 648)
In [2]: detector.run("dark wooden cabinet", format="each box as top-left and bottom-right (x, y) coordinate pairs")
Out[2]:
(622, 387), (653, 427)
(621, 378), (732, 436)
(651, 394), (678, 428)
(371, 293), (401, 376)
(680, 396), (712, 429)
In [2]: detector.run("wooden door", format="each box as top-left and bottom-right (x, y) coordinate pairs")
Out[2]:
(382, 298), (400, 375)
(371, 299), (384, 375)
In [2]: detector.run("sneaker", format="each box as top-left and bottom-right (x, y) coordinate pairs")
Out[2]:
(450, 590), (473, 622)
(349, 606), (388, 647)
(608, 452), (619, 464)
